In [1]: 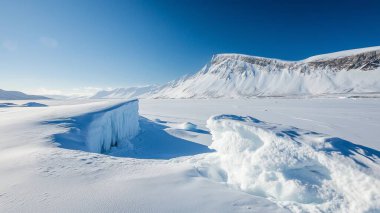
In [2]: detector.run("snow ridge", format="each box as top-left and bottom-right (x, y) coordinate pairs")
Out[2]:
(206, 115), (380, 213)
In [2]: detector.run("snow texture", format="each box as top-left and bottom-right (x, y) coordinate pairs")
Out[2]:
(207, 115), (380, 213)
(49, 100), (139, 153)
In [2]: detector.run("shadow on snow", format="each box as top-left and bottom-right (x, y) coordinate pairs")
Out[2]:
(43, 114), (212, 160)
(113, 117), (212, 159)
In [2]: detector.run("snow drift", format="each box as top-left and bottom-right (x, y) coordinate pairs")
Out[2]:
(152, 46), (380, 98)
(206, 115), (380, 212)
(178, 122), (197, 131)
(48, 100), (139, 153)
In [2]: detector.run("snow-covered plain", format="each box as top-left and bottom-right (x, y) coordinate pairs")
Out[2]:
(1, 98), (380, 212)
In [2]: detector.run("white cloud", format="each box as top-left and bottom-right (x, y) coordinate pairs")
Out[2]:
(28, 87), (108, 98)
(2, 40), (18, 51)
(39, 36), (58, 48)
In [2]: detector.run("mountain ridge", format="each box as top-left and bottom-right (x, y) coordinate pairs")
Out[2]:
(92, 46), (380, 99)
(0, 89), (50, 100)
(150, 46), (380, 98)
(91, 85), (159, 99)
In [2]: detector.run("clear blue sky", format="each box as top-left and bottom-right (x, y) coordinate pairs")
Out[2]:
(1, 0), (380, 95)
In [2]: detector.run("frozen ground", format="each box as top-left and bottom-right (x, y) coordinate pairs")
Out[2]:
(0, 98), (379, 212)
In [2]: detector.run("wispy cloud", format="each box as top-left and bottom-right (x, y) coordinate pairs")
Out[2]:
(39, 36), (58, 48)
(2, 40), (18, 51)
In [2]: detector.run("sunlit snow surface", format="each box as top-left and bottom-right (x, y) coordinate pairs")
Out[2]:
(1, 98), (380, 212)
(206, 115), (380, 212)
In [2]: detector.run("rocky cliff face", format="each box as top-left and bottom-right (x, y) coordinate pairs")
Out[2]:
(306, 49), (380, 71)
(151, 47), (380, 98)
(210, 47), (380, 74)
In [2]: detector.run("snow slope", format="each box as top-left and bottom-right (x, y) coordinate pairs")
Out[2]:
(0, 89), (49, 100)
(91, 85), (158, 99)
(206, 115), (380, 212)
(152, 46), (380, 98)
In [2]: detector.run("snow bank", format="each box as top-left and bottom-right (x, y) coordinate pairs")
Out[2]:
(86, 100), (139, 153)
(0, 102), (47, 107)
(49, 100), (140, 154)
(22, 102), (48, 107)
(0, 102), (16, 107)
(206, 115), (380, 213)
(178, 122), (197, 131)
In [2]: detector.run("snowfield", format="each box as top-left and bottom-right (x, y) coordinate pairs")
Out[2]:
(1, 98), (380, 212)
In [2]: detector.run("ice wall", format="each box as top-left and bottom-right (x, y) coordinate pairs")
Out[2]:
(86, 100), (139, 153)
(206, 115), (380, 213)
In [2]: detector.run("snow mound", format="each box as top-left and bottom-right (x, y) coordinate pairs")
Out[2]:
(178, 122), (197, 131)
(0, 102), (17, 107)
(47, 100), (139, 153)
(206, 115), (380, 213)
(0, 102), (47, 107)
(22, 102), (48, 107)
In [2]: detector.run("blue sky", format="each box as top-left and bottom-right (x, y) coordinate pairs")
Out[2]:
(1, 0), (380, 95)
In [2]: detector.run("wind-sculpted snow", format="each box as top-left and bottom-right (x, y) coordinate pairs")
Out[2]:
(47, 100), (139, 153)
(206, 115), (380, 213)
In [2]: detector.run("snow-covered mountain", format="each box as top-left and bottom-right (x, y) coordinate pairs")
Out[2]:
(91, 85), (158, 99)
(151, 46), (380, 98)
(0, 89), (49, 100)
